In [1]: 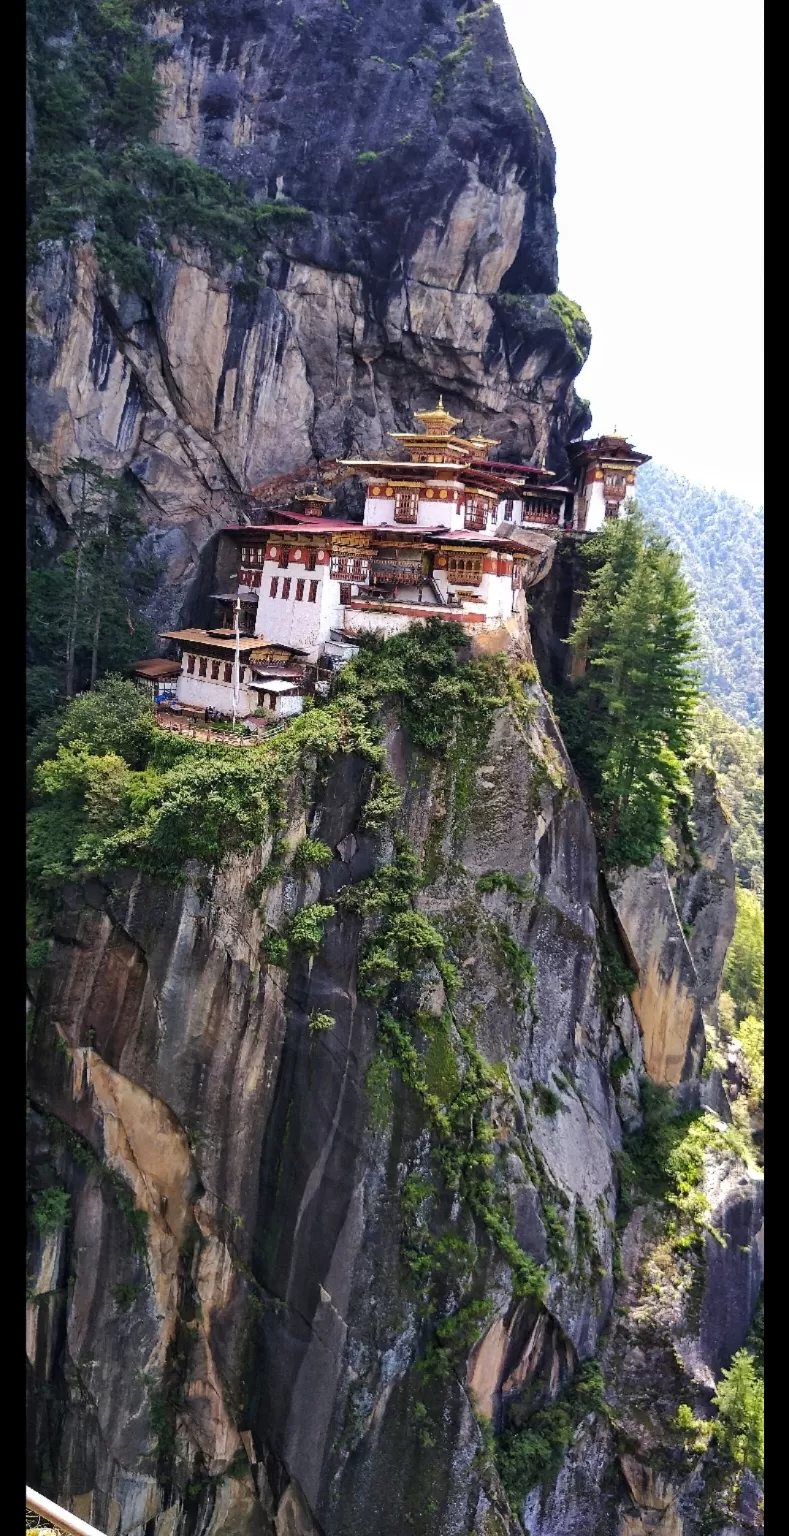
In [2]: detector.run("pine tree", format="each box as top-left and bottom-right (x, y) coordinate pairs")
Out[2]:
(27, 463), (159, 728)
(559, 507), (700, 868)
(712, 1349), (764, 1476)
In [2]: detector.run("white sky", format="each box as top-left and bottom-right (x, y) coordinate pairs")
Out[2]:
(497, 0), (764, 506)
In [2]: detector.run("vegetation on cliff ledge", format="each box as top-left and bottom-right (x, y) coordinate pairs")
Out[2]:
(27, 0), (309, 290)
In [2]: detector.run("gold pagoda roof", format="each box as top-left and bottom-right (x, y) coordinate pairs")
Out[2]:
(411, 396), (463, 435)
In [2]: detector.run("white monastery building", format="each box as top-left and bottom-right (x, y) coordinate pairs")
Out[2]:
(152, 404), (649, 718)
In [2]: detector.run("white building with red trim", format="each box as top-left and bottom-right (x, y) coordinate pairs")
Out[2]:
(154, 405), (650, 716)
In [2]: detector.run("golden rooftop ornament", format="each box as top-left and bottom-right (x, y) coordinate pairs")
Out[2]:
(412, 396), (464, 435)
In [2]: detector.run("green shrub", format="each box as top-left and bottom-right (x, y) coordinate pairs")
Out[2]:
(287, 903), (336, 954)
(495, 1361), (607, 1502)
(31, 1186), (70, 1236)
(26, 938), (52, 973)
(357, 150), (379, 163)
(112, 1281), (143, 1312)
(533, 1081), (561, 1117)
(609, 1052), (631, 1090)
(293, 836), (333, 871)
(308, 1010), (335, 1035)
(365, 1054), (394, 1131)
(489, 919), (535, 1011)
(476, 870), (535, 900)
(260, 931), (289, 967)
(548, 292), (591, 362)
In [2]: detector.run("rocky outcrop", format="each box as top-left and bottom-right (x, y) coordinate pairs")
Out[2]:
(26, 0), (590, 626)
(608, 860), (706, 1087)
(673, 765), (737, 1022)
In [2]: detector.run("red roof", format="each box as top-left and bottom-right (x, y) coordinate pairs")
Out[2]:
(224, 520), (359, 535)
(471, 459), (554, 478)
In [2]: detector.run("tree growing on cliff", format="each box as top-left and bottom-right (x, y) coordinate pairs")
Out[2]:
(560, 508), (700, 869)
(27, 463), (158, 726)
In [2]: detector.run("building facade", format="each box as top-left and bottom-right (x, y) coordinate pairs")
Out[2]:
(153, 405), (650, 717)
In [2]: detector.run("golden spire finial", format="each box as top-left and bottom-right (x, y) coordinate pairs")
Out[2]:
(413, 397), (463, 435)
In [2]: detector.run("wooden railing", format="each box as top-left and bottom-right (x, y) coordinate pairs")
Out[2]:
(26, 1487), (105, 1536)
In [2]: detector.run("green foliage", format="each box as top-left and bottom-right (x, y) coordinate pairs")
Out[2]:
(308, 1010), (335, 1035)
(365, 1054), (394, 1132)
(689, 701), (762, 897)
(574, 1203), (604, 1282)
(52, 676), (156, 767)
(609, 1052), (631, 1090)
(495, 1361), (608, 1502)
(357, 150), (380, 163)
(360, 770), (403, 829)
(598, 931), (638, 1020)
(675, 1401), (712, 1454)
(26, 937), (52, 973)
(488, 919), (536, 1012)
(723, 887), (763, 1022)
(738, 1014), (764, 1108)
(27, 0), (310, 289)
(532, 1082), (561, 1117)
(548, 292), (592, 363)
(616, 1081), (755, 1238)
(260, 930), (289, 967)
(27, 464), (159, 726)
(31, 1186), (70, 1235)
(476, 870), (535, 900)
(293, 836), (333, 871)
(112, 1281), (143, 1312)
(637, 462), (762, 727)
(287, 903), (336, 954)
(335, 618), (508, 759)
(559, 508), (700, 869)
(712, 1350), (764, 1476)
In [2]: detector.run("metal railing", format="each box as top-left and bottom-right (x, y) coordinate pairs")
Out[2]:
(26, 1488), (105, 1536)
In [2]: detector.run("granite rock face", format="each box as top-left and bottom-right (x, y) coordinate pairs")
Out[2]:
(26, 617), (758, 1536)
(26, 0), (590, 627)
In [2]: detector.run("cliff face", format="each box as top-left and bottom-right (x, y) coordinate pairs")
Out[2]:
(26, 619), (761, 1536)
(26, 0), (590, 628)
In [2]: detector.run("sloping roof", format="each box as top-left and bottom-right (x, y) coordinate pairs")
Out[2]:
(129, 658), (182, 679)
(159, 629), (260, 652)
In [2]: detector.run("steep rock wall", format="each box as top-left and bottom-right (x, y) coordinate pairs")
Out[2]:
(26, 0), (591, 628)
(26, 623), (755, 1536)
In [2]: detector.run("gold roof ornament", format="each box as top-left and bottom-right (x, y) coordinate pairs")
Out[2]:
(413, 396), (464, 436)
(468, 432), (500, 451)
(294, 491), (334, 504)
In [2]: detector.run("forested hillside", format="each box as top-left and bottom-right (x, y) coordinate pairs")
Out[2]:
(691, 700), (763, 901)
(636, 462), (763, 727)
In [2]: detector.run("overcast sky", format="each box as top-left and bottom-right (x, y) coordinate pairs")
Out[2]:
(497, 0), (763, 507)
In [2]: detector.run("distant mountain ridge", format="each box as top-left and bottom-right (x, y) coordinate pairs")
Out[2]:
(635, 461), (764, 726)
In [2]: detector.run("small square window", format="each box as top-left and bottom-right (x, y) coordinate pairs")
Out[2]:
(282, 578), (291, 599)
(186, 654), (195, 675)
(223, 662), (232, 683)
(308, 580), (318, 603)
(270, 577), (278, 598)
(296, 579), (305, 601)
(198, 656), (207, 678)
(211, 660), (220, 680)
